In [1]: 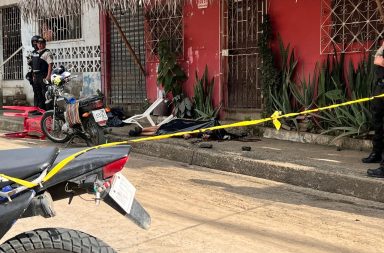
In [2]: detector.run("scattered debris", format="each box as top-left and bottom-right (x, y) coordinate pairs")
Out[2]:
(199, 143), (213, 149)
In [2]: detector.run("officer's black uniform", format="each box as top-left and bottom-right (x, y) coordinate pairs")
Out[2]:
(26, 35), (41, 107)
(31, 48), (50, 110)
(370, 66), (384, 163)
(364, 46), (384, 177)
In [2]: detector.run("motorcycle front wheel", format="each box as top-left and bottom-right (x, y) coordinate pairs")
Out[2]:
(84, 117), (106, 146)
(41, 110), (71, 143)
(0, 228), (116, 253)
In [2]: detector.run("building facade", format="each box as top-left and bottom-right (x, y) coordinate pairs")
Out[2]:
(100, 0), (382, 119)
(1, 0), (382, 119)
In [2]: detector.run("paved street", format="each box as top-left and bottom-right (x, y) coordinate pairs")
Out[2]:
(1, 137), (384, 253)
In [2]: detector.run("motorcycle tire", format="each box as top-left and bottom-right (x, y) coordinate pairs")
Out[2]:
(84, 117), (106, 146)
(0, 228), (116, 253)
(41, 110), (71, 143)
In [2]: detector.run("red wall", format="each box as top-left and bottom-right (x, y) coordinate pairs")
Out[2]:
(268, 0), (322, 78)
(145, 2), (222, 106)
(268, 0), (365, 80)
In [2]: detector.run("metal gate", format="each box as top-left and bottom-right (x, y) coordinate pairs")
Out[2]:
(225, 0), (265, 109)
(1, 6), (22, 80)
(109, 7), (146, 113)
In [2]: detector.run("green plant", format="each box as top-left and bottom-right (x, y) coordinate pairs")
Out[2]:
(317, 47), (347, 108)
(157, 40), (193, 118)
(257, 15), (280, 116)
(172, 94), (193, 118)
(269, 35), (299, 129)
(193, 65), (221, 120)
(157, 40), (187, 97)
(315, 52), (375, 139)
(290, 65), (317, 111)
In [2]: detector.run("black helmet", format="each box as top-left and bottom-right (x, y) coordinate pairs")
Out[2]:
(37, 37), (46, 44)
(31, 35), (41, 47)
(52, 65), (65, 75)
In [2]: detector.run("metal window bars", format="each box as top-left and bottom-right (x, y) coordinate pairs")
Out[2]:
(145, 3), (184, 61)
(1, 6), (23, 80)
(37, 13), (82, 42)
(321, 0), (384, 54)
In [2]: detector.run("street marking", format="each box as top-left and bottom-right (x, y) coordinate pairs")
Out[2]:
(309, 158), (341, 163)
(261, 147), (282, 151)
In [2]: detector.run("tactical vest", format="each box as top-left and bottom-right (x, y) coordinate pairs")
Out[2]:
(31, 49), (49, 73)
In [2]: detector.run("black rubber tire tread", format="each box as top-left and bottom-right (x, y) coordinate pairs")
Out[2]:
(0, 228), (116, 253)
(85, 118), (106, 146)
(41, 110), (71, 143)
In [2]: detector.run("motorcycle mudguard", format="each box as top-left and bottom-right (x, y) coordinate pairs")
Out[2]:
(0, 191), (35, 240)
(103, 194), (151, 230)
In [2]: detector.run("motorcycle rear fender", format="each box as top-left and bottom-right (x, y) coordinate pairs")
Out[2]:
(102, 191), (151, 230)
(0, 191), (35, 240)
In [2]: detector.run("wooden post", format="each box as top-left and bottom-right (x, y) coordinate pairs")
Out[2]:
(107, 11), (146, 76)
(376, 0), (384, 24)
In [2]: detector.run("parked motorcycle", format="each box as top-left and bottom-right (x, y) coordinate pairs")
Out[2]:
(0, 145), (150, 252)
(41, 66), (108, 146)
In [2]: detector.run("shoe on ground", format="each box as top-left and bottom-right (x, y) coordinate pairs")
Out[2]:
(362, 152), (382, 163)
(367, 167), (384, 178)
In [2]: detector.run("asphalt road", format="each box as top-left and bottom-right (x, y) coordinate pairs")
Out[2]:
(1, 137), (384, 253)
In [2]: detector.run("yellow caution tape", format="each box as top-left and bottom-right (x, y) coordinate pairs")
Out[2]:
(2, 92), (384, 189)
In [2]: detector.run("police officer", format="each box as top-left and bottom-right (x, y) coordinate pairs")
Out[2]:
(364, 41), (384, 177)
(31, 37), (53, 111)
(26, 35), (41, 108)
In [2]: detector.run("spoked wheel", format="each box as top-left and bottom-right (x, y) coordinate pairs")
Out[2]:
(84, 118), (106, 146)
(0, 228), (116, 253)
(41, 110), (71, 143)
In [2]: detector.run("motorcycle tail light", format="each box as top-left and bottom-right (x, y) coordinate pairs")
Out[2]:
(102, 156), (129, 179)
(82, 112), (91, 118)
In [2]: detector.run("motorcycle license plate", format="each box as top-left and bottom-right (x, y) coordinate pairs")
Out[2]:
(109, 172), (136, 214)
(91, 109), (108, 123)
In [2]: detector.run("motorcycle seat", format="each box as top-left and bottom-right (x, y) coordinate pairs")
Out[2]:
(78, 95), (101, 106)
(0, 147), (59, 188)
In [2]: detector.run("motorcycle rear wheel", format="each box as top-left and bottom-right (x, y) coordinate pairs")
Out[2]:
(84, 118), (106, 146)
(0, 228), (116, 253)
(41, 110), (71, 143)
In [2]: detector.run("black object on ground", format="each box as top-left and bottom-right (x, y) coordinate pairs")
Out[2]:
(156, 119), (238, 140)
(129, 127), (142, 136)
(242, 146), (252, 151)
(199, 143), (213, 149)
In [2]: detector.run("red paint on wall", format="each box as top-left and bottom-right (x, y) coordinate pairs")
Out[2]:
(145, 2), (222, 108)
(268, 0), (367, 80)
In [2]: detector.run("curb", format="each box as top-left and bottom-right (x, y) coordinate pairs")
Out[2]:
(108, 135), (384, 203)
(1, 115), (383, 203)
(262, 127), (372, 152)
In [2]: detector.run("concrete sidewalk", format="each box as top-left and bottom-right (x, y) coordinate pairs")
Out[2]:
(1, 112), (383, 203)
(109, 125), (384, 203)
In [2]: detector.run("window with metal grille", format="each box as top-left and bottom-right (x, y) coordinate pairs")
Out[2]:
(321, 0), (384, 54)
(1, 6), (22, 80)
(145, 4), (184, 60)
(38, 12), (82, 41)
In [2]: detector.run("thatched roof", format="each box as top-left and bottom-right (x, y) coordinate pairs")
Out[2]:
(18, 0), (207, 19)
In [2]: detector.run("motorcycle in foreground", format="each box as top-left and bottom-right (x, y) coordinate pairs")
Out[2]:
(41, 66), (108, 146)
(0, 144), (150, 252)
